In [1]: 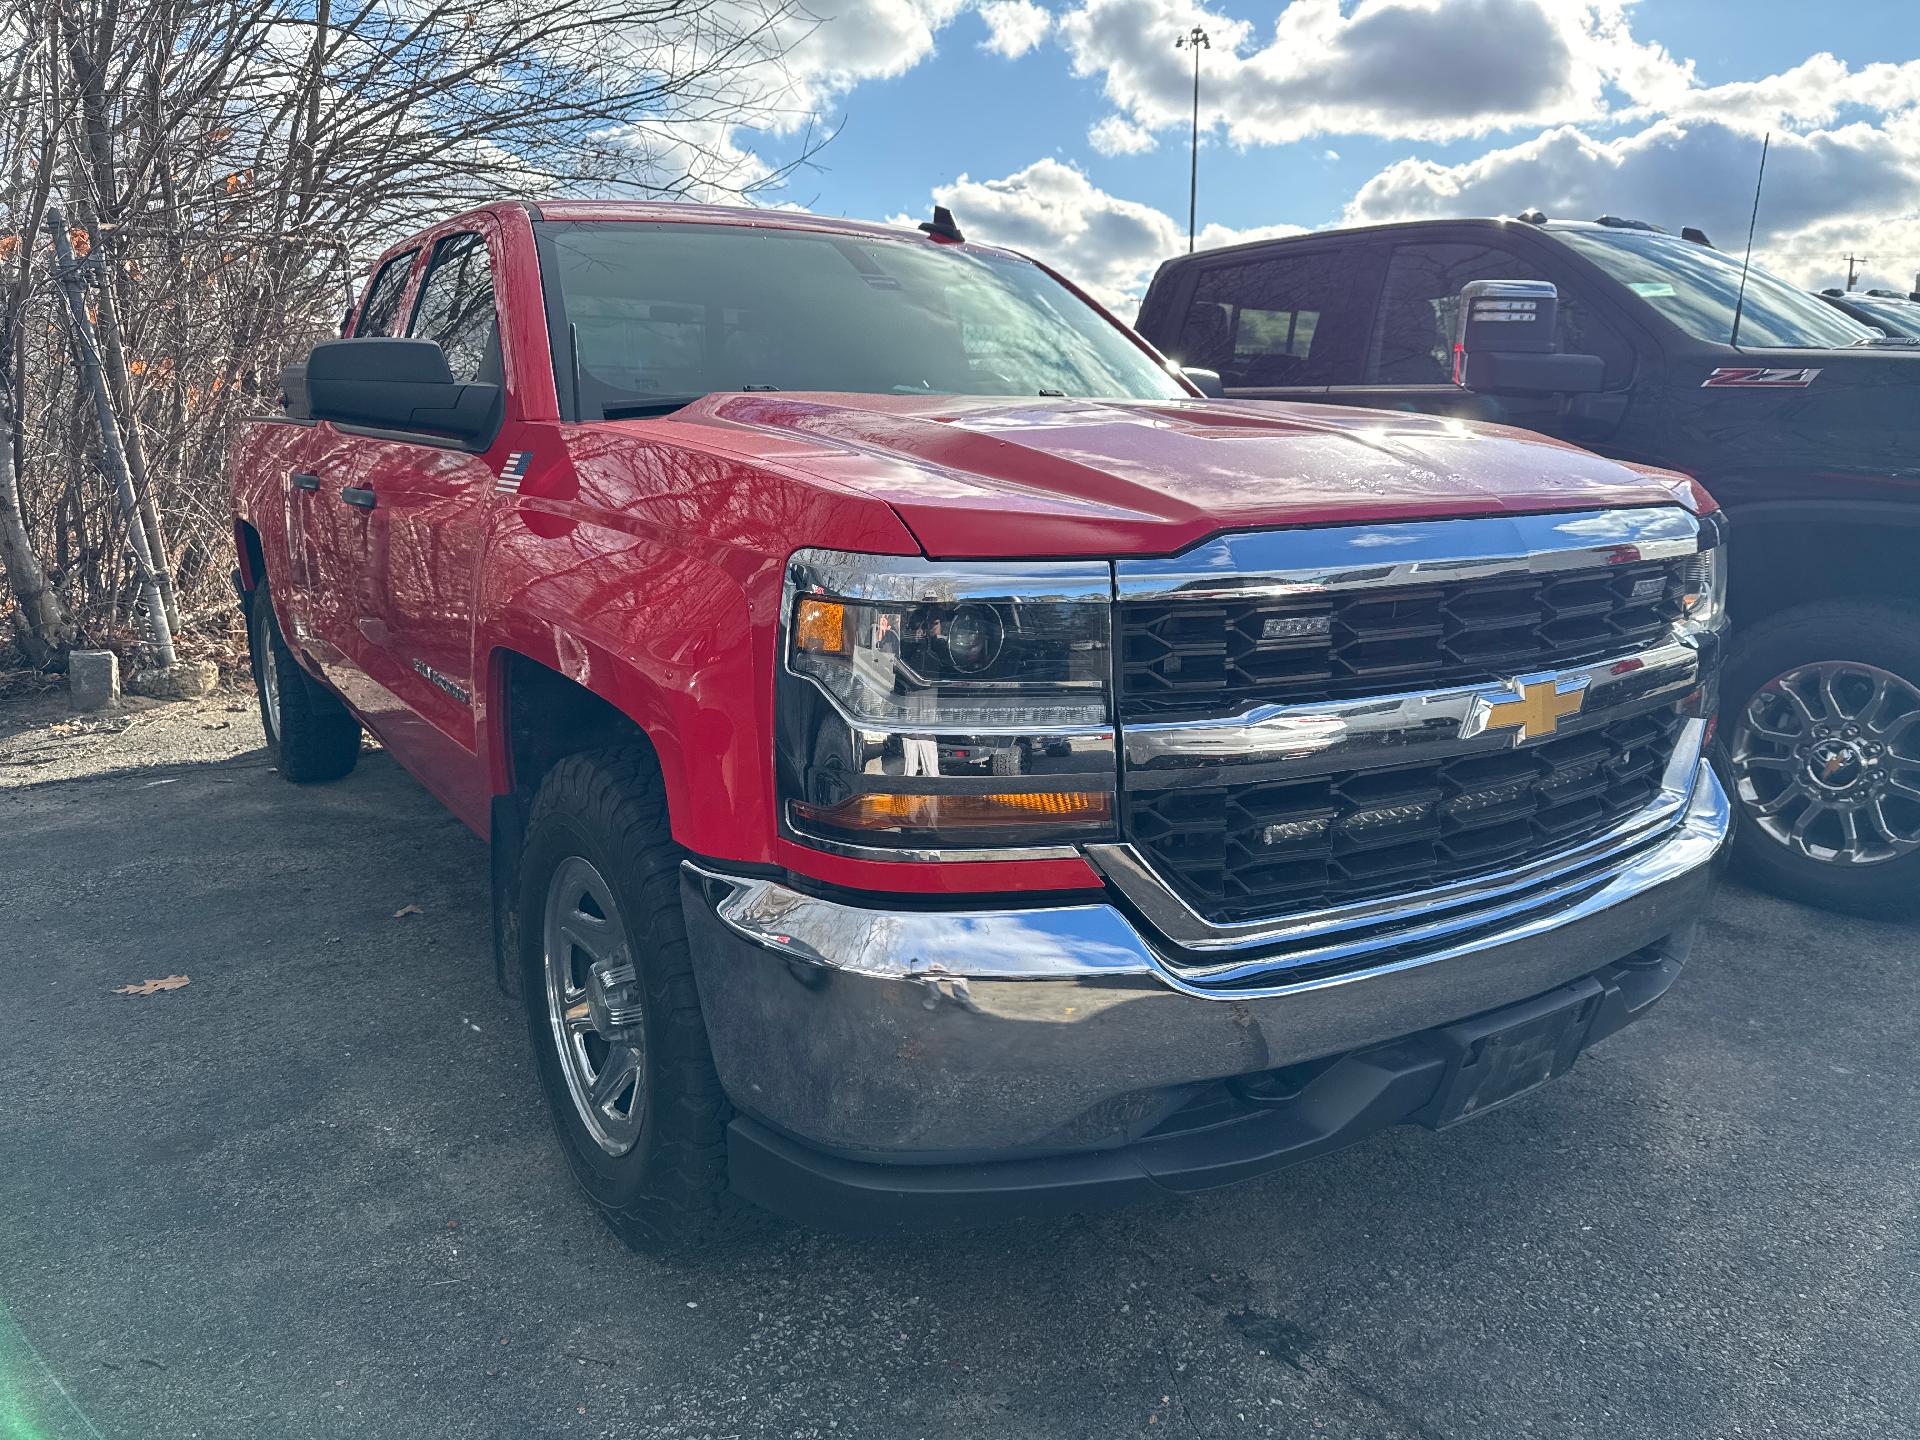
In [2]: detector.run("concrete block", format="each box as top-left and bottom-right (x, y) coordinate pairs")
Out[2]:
(68, 649), (121, 711)
(125, 660), (220, 700)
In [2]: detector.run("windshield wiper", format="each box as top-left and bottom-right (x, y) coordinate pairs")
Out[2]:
(600, 395), (706, 419)
(600, 386), (781, 420)
(1853, 336), (1920, 348)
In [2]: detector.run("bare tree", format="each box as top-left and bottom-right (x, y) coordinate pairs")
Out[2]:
(0, 9), (77, 666)
(0, 0), (816, 669)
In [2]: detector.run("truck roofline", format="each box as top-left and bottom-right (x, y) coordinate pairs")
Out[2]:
(1151, 215), (1646, 273)
(368, 199), (1031, 271)
(1153, 216), (1526, 267)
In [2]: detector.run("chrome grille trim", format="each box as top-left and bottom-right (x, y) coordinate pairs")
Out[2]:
(1114, 506), (1703, 602)
(1087, 718), (1707, 972)
(1123, 638), (1700, 775)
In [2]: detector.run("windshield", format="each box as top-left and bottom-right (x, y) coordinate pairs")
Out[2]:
(535, 221), (1186, 418)
(1557, 227), (1876, 350)
(1841, 295), (1920, 338)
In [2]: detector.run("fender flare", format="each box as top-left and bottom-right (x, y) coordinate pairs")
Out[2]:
(474, 566), (765, 861)
(478, 616), (758, 1001)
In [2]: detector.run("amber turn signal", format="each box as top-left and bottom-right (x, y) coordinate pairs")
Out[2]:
(794, 597), (848, 654)
(792, 789), (1112, 833)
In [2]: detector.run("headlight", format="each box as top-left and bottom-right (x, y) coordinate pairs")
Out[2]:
(1677, 541), (1725, 630)
(779, 550), (1116, 854)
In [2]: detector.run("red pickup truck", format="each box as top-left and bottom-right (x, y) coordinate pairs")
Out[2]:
(231, 201), (1731, 1248)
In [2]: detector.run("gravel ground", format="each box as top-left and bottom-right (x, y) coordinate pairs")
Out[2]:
(1, 693), (1915, 1440)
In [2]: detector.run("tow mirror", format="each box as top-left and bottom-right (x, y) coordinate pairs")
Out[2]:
(1179, 365), (1226, 398)
(1452, 280), (1603, 397)
(304, 337), (500, 444)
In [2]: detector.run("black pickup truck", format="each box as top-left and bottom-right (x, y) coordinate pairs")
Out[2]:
(1137, 215), (1920, 916)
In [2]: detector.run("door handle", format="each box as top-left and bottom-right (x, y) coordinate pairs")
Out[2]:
(340, 485), (377, 510)
(291, 471), (320, 491)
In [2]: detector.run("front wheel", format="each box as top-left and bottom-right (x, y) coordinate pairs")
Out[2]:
(518, 747), (738, 1251)
(1721, 600), (1920, 917)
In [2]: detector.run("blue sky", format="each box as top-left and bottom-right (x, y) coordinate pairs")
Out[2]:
(712, 1), (1920, 307)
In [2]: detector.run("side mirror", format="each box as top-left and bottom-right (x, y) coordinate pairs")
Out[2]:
(1453, 279), (1603, 396)
(304, 337), (500, 444)
(1179, 365), (1226, 398)
(280, 361), (310, 420)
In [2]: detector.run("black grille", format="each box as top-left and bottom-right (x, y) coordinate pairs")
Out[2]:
(1125, 706), (1686, 925)
(1120, 559), (1688, 720)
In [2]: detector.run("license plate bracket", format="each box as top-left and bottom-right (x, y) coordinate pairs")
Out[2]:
(1423, 977), (1606, 1129)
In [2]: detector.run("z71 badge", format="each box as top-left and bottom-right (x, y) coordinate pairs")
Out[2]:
(1701, 367), (1822, 388)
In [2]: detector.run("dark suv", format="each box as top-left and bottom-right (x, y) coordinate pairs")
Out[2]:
(1137, 215), (1920, 916)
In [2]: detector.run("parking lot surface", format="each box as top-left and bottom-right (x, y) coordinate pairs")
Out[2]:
(2, 697), (1915, 1439)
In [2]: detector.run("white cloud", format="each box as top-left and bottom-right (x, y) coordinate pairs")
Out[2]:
(898, 158), (1303, 310)
(978, 0), (1051, 58)
(1089, 114), (1158, 156)
(1050, 0), (1920, 153)
(764, 0), (971, 120)
(1345, 113), (1920, 292)
(607, 0), (971, 196)
(601, 118), (782, 203)
(1055, 0), (1684, 148)
(1621, 54), (1920, 132)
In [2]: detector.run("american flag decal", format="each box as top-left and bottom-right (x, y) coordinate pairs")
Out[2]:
(495, 450), (533, 493)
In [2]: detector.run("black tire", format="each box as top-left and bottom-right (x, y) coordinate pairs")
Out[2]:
(247, 577), (361, 783)
(1720, 599), (1920, 917)
(517, 747), (739, 1252)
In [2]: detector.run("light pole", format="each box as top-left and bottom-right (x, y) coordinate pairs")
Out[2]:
(1176, 25), (1209, 253)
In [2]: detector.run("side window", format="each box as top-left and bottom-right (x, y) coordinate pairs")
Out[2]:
(1368, 241), (1632, 386)
(355, 251), (418, 337)
(1175, 250), (1360, 387)
(408, 231), (500, 384)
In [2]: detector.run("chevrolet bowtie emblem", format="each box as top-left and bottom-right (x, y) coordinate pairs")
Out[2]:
(1465, 675), (1589, 744)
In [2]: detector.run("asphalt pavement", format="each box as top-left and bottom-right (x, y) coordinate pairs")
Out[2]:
(1, 696), (1915, 1439)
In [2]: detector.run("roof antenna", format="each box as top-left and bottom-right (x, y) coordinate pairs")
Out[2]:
(918, 205), (965, 243)
(1729, 132), (1770, 349)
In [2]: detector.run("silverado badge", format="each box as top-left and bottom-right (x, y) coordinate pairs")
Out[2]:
(1462, 675), (1589, 745)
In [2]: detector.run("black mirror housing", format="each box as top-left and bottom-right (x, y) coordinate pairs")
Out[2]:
(280, 361), (310, 420)
(304, 337), (500, 444)
(1461, 349), (1605, 396)
(1181, 366), (1226, 398)
(1453, 279), (1604, 396)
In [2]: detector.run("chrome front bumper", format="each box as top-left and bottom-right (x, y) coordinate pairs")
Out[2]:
(680, 758), (1729, 1161)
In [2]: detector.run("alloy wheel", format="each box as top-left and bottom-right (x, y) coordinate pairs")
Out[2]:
(1729, 660), (1920, 866)
(261, 640), (282, 743)
(542, 855), (649, 1155)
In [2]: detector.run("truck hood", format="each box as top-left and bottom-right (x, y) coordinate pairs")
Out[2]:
(675, 392), (1700, 558)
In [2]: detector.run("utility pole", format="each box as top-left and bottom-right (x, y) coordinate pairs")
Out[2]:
(1843, 253), (1869, 290)
(1176, 25), (1210, 253)
(46, 202), (176, 666)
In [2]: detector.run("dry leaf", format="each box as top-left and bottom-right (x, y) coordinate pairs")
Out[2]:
(115, 975), (189, 996)
(394, 904), (424, 918)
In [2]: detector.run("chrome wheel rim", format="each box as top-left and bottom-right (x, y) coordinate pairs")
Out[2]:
(261, 641), (283, 743)
(1729, 661), (1920, 866)
(542, 856), (648, 1156)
